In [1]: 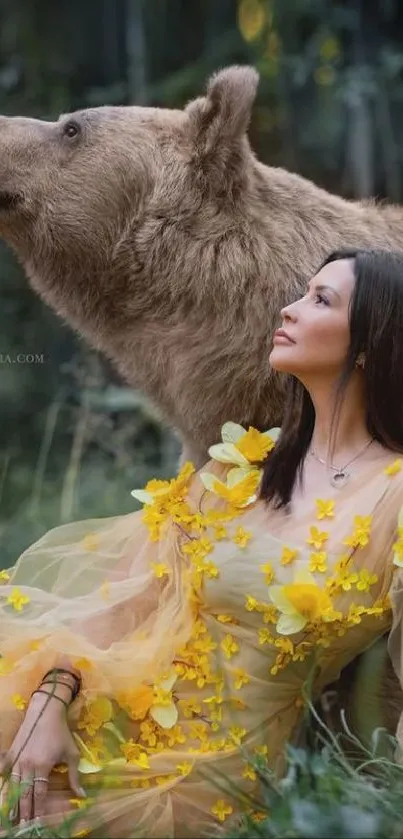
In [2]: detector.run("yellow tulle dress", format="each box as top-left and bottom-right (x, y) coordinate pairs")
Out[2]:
(1, 423), (403, 838)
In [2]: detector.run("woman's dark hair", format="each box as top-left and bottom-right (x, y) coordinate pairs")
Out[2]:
(259, 247), (403, 509)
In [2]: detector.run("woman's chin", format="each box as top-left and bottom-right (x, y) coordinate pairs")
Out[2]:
(269, 347), (296, 374)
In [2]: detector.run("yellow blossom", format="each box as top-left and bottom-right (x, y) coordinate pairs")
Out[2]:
(212, 799), (233, 822)
(233, 527), (252, 547)
(176, 762), (193, 777)
(260, 562), (275, 584)
(116, 685), (154, 721)
(0, 570), (10, 583)
(280, 546), (299, 565)
(214, 525), (228, 540)
(216, 614), (234, 623)
(221, 634), (240, 660)
(356, 569), (378, 591)
(385, 459), (402, 476)
(254, 744), (268, 757)
(150, 562), (171, 579)
(344, 515), (372, 549)
(335, 567), (359, 591)
(12, 694), (27, 711)
(6, 588), (30, 612)
(69, 798), (92, 810)
(316, 499), (335, 520)
(81, 532), (100, 552)
(269, 569), (335, 635)
(120, 739), (150, 770)
(77, 697), (113, 737)
(149, 670), (178, 729)
(208, 422), (279, 466)
(309, 552), (327, 573)
(307, 526), (329, 550)
(258, 628), (274, 645)
(131, 461), (195, 506)
(245, 594), (259, 611)
(242, 765), (257, 781)
(228, 726), (247, 745)
(199, 469), (260, 508)
(233, 668), (250, 689)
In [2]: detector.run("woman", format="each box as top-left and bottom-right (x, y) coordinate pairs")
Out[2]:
(1, 247), (403, 838)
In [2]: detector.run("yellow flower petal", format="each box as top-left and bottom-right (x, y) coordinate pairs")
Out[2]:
(268, 585), (297, 614)
(150, 702), (178, 729)
(385, 459), (402, 476)
(277, 613), (307, 635)
(208, 442), (249, 466)
(221, 422), (248, 444)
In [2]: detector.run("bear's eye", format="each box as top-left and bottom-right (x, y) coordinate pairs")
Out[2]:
(63, 121), (80, 139)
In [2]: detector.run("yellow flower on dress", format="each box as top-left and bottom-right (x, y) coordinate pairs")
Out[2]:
(268, 569), (335, 635)
(344, 515), (372, 549)
(201, 423), (280, 507)
(176, 762), (193, 777)
(243, 765), (257, 781)
(260, 562), (275, 584)
(208, 422), (279, 467)
(229, 726), (247, 745)
(307, 527), (329, 550)
(259, 627), (274, 645)
(149, 670), (179, 729)
(385, 459), (402, 476)
(233, 668), (250, 689)
(221, 634), (240, 659)
(130, 461), (195, 505)
(0, 570), (10, 583)
(12, 694), (27, 711)
(233, 527), (252, 547)
(6, 588), (30, 612)
(77, 697), (113, 737)
(120, 739), (150, 770)
(280, 546), (299, 565)
(199, 469), (260, 508)
(356, 569), (378, 591)
(316, 499), (335, 520)
(116, 685), (154, 721)
(212, 799), (233, 822)
(81, 532), (100, 552)
(150, 562), (171, 579)
(309, 552), (327, 573)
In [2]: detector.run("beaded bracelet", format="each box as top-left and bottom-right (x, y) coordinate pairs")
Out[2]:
(40, 668), (82, 701)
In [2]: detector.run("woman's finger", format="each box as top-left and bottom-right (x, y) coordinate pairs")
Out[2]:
(32, 774), (49, 819)
(17, 770), (34, 824)
(6, 770), (21, 824)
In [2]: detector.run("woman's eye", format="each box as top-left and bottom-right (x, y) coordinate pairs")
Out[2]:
(63, 121), (80, 139)
(315, 293), (329, 306)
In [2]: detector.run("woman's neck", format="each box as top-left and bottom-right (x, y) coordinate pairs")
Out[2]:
(307, 374), (370, 461)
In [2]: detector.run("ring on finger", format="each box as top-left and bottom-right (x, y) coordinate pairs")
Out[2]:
(33, 777), (49, 784)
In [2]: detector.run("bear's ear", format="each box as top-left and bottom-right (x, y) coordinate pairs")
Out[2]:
(185, 65), (259, 155)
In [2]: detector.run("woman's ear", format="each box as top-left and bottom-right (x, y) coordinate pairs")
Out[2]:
(185, 65), (259, 162)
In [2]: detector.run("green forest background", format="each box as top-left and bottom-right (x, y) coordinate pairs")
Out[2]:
(1, 0), (403, 569)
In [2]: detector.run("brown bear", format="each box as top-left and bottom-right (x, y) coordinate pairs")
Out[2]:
(0, 64), (402, 748)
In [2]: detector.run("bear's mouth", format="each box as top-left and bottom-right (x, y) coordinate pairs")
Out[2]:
(0, 191), (22, 211)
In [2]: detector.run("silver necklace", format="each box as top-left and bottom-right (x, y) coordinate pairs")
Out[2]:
(310, 438), (374, 489)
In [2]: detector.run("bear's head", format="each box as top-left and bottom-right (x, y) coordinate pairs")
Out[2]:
(0, 66), (261, 333)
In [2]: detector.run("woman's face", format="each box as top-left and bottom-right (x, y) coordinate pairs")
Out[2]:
(269, 258), (355, 379)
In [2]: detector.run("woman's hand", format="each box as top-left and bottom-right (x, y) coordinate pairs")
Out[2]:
(0, 690), (86, 826)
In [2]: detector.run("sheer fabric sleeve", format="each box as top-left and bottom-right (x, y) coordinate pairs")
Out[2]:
(0, 506), (194, 735)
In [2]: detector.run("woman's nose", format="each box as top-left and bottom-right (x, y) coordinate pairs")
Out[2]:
(280, 302), (297, 321)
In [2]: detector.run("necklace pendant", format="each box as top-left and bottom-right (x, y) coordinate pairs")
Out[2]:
(330, 469), (349, 489)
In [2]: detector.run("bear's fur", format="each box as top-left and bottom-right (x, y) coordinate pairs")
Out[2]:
(0, 65), (402, 743)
